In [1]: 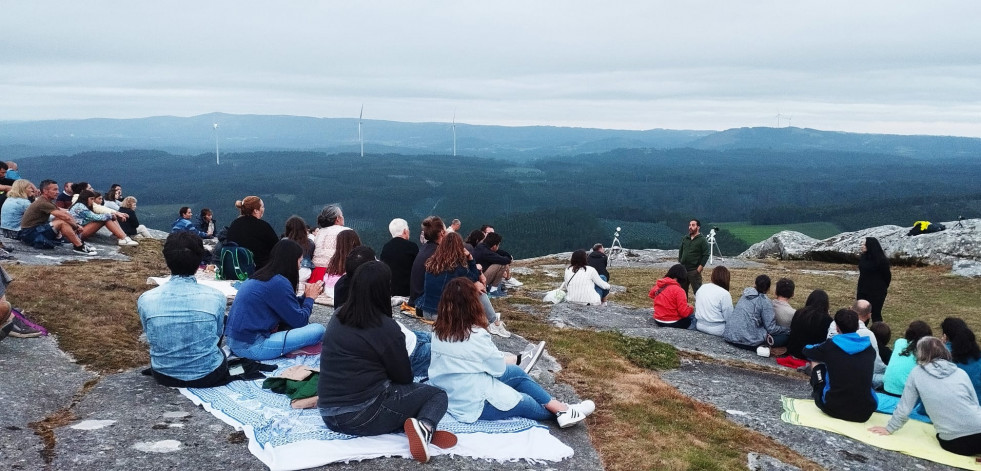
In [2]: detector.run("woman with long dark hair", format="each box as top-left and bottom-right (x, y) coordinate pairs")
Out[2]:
(870, 337), (981, 456)
(786, 290), (833, 359)
(318, 261), (456, 463)
(857, 237), (892, 323)
(942, 317), (981, 402)
(225, 240), (326, 360)
(68, 189), (139, 246)
(321, 229), (361, 297)
(882, 321), (933, 396)
(564, 249), (610, 306)
(415, 232), (510, 336)
(225, 196), (279, 269)
(429, 277), (594, 427)
(649, 264), (694, 329)
(283, 215), (315, 282)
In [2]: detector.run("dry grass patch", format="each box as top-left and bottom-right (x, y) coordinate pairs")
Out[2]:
(501, 308), (820, 471)
(5, 241), (168, 373)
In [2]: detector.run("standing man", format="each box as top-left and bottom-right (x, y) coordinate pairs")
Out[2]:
(678, 219), (709, 296)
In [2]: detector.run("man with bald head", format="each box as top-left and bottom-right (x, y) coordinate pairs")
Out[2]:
(827, 299), (885, 389)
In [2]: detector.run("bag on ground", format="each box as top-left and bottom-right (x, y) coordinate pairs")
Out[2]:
(216, 242), (255, 281)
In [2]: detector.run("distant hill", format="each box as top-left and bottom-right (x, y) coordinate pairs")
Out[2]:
(0, 113), (712, 160)
(689, 126), (981, 159)
(5, 114), (981, 161)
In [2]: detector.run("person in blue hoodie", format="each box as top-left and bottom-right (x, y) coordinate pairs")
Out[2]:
(803, 308), (878, 423)
(172, 206), (212, 238)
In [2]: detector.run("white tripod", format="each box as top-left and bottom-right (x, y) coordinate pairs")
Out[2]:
(707, 228), (724, 265)
(608, 227), (625, 266)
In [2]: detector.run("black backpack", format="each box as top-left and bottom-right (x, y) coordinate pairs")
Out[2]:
(216, 242), (255, 281)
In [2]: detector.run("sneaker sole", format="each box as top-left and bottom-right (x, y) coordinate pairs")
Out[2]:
(522, 341), (546, 374)
(431, 430), (457, 449)
(403, 419), (430, 463)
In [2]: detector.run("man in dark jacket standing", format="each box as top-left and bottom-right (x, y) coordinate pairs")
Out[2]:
(678, 219), (709, 296)
(803, 309), (878, 423)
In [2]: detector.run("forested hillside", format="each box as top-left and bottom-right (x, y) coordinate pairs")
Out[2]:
(16, 147), (980, 258)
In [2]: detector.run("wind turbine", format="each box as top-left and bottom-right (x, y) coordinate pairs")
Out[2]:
(775, 113), (785, 128)
(213, 122), (220, 165)
(452, 111), (457, 157)
(358, 105), (364, 157)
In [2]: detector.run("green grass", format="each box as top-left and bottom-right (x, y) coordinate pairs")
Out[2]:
(715, 221), (842, 245)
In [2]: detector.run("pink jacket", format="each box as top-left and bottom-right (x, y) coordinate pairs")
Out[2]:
(648, 277), (694, 323)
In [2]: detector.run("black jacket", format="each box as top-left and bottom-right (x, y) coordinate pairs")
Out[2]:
(318, 315), (412, 411)
(225, 216), (278, 269)
(380, 237), (419, 297)
(408, 242), (438, 306)
(587, 251), (609, 279)
(473, 242), (512, 270)
(803, 333), (878, 422)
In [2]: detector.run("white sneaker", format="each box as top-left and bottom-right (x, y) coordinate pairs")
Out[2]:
(503, 277), (523, 288)
(118, 237), (139, 246)
(518, 340), (546, 374)
(556, 400), (595, 428)
(488, 321), (511, 338)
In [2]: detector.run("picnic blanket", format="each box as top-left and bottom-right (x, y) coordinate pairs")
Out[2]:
(780, 396), (980, 470)
(179, 355), (574, 470)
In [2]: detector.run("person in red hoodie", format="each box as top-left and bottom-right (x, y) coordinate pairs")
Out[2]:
(649, 264), (694, 329)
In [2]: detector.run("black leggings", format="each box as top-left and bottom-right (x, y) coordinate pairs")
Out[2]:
(938, 432), (981, 456)
(323, 382), (448, 437)
(654, 317), (692, 329)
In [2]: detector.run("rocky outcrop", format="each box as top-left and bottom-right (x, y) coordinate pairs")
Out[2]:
(739, 231), (819, 260)
(739, 219), (981, 269)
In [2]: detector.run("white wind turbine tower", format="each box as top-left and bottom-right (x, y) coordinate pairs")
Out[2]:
(452, 112), (457, 157)
(358, 105), (364, 157)
(213, 122), (220, 165)
(775, 112), (785, 127)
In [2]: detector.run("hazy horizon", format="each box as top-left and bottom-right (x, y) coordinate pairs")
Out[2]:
(3, 2), (980, 137)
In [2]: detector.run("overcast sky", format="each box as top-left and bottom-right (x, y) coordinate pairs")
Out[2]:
(2, 1), (980, 137)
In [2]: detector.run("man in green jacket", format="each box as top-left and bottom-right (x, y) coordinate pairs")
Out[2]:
(678, 219), (709, 296)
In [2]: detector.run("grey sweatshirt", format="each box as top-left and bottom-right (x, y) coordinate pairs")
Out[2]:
(723, 288), (790, 347)
(886, 359), (981, 440)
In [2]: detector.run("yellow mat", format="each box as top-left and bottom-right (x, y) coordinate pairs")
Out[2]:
(780, 396), (981, 470)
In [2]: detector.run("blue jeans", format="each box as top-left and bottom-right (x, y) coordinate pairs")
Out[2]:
(478, 365), (554, 421)
(227, 323), (326, 360)
(594, 275), (610, 300)
(410, 331), (432, 378)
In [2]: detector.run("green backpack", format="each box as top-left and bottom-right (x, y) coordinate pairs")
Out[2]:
(216, 242), (255, 281)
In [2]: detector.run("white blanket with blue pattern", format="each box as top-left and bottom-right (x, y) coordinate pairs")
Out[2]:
(179, 355), (574, 470)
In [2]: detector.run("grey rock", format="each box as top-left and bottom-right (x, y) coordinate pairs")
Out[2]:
(2, 227), (134, 266)
(740, 231), (819, 260)
(739, 219), (981, 267)
(0, 336), (98, 470)
(952, 259), (981, 278)
(747, 452), (801, 471)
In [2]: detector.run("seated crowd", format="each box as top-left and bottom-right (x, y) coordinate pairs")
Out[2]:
(0, 173), (142, 256)
(645, 261), (981, 456)
(138, 206), (567, 463)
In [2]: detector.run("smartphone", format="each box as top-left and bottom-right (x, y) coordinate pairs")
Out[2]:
(229, 364), (245, 376)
